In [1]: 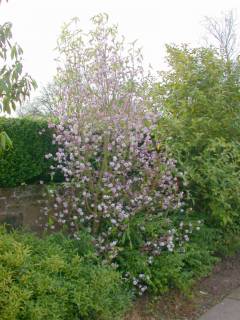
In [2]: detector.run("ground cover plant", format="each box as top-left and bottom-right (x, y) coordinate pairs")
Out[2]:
(0, 227), (131, 320)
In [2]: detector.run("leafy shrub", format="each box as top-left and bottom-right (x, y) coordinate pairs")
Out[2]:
(154, 45), (240, 229)
(0, 117), (57, 187)
(116, 212), (217, 295)
(192, 139), (240, 226)
(0, 227), (131, 320)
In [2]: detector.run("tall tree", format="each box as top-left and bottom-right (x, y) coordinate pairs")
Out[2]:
(204, 10), (239, 61)
(18, 82), (58, 117)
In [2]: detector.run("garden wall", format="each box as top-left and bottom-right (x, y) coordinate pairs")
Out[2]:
(0, 185), (50, 232)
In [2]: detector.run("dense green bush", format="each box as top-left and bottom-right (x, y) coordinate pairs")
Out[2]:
(0, 117), (56, 187)
(0, 227), (131, 320)
(154, 45), (240, 229)
(116, 212), (218, 295)
(192, 139), (240, 226)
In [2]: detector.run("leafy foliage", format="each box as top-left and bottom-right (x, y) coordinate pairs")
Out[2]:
(0, 227), (130, 320)
(0, 16), (36, 154)
(154, 45), (240, 228)
(0, 131), (12, 156)
(0, 22), (37, 114)
(116, 212), (217, 295)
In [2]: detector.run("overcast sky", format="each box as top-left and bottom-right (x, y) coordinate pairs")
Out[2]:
(1, 0), (240, 91)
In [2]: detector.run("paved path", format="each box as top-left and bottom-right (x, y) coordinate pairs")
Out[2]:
(199, 287), (240, 320)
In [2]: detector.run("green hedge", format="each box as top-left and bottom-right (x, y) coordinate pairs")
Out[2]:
(0, 117), (55, 187)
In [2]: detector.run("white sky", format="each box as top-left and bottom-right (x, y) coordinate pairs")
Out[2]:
(1, 0), (240, 92)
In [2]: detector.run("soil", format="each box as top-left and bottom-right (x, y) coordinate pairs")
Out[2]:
(125, 252), (240, 320)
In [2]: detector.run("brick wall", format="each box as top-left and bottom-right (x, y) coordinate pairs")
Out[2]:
(0, 185), (50, 232)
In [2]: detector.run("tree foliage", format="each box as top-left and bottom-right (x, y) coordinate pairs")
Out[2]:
(0, 22), (37, 114)
(154, 44), (240, 226)
(0, 18), (37, 153)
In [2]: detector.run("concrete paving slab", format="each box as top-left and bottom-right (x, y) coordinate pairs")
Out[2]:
(198, 298), (240, 320)
(229, 287), (240, 301)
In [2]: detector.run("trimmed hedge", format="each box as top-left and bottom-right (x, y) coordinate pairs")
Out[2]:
(0, 117), (55, 187)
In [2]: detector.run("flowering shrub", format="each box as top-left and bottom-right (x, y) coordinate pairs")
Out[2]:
(46, 110), (185, 253)
(115, 211), (204, 294)
(41, 14), (200, 294)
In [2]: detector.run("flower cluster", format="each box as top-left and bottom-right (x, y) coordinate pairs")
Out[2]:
(142, 220), (202, 257)
(124, 272), (150, 296)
